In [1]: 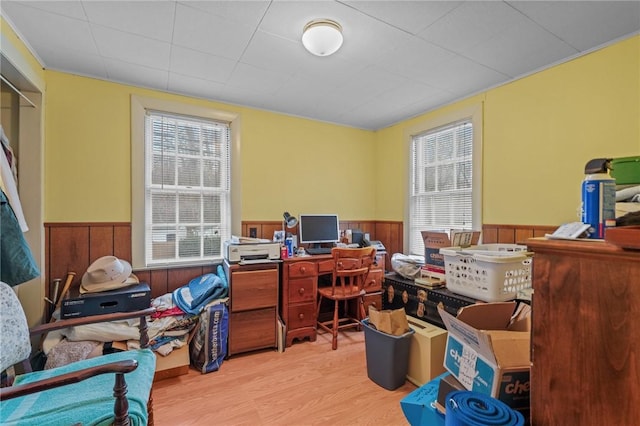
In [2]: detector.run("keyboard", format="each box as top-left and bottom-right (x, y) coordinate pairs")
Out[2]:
(305, 247), (333, 255)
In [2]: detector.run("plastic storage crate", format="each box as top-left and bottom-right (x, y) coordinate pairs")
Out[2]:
(439, 244), (532, 302)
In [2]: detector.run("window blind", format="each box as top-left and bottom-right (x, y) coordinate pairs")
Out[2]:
(144, 111), (231, 265)
(409, 120), (474, 256)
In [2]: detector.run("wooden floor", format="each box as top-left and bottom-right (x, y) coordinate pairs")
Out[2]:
(153, 329), (417, 425)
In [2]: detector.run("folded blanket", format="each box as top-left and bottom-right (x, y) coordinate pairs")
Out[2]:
(172, 271), (228, 315)
(0, 349), (155, 426)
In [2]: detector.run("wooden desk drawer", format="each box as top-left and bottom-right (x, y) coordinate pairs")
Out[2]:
(288, 261), (317, 278)
(363, 268), (383, 292)
(231, 269), (278, 311)
(288, 304), (316, 329)
(288, 277), (315, 303)
(317, 259), (334, 274)
(229, 307), (276, 354)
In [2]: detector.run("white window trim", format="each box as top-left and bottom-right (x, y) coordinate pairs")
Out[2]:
(403, 103), (483, 253)
(131, 95), (241, 269)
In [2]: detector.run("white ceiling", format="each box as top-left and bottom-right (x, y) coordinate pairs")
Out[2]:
(2, 1), (639, 130)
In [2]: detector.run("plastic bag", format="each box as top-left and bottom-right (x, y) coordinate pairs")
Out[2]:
(391, 253), (424, 279)
(190, 302), (228, 373)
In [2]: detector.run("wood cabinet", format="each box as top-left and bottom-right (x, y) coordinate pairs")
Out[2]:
(224, 261), (279, 356)
(281, 252), (386, 347)
(526, 237), (640, 426)
(281, 258), (323, 347)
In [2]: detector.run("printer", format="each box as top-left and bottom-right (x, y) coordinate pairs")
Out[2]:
(224, 240), (281, 263)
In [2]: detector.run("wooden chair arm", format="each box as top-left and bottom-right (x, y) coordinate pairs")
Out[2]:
(0, 359), (138, 400)
(30, 307), (157, 336)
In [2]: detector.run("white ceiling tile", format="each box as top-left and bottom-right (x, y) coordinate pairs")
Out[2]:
(92, 25), (171, 70)
(82, 1), (176, 42)
(466, 21), (578, 77)
(1, 2), (98, 61)
(343, 0), (462, 34)
(419, 1), (524, 54)
(375, 37), (457, 83)
(38, 49), (107, 80)
(172, 3), (255, 60)
(422, 55), (509, 96)
(226, 62), (292, 95)
(508, 1), (640, 51)
(2, 0), (638, 130)
(2, 1), (87, 20)
(170, 46), (236, 83)
(167, 72), (227, 100)
(240, 30), (304, 74)
(334, 66), (407, 102)
(104, 58), (169, 90)
(178, 0), (270, 27)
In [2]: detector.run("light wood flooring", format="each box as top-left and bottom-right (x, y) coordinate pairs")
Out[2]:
(153, 329), (416, 425)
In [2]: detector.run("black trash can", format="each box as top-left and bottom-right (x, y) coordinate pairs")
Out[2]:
(362, 318), (415, 390)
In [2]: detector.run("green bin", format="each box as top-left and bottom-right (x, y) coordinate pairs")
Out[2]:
(611, 156), (640, 185)
(362, 318), (415, 390)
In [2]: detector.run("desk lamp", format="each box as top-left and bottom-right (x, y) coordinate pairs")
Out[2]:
(283, 212), (298, 234)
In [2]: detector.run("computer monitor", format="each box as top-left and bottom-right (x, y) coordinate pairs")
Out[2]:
(298, 214), (340, 245)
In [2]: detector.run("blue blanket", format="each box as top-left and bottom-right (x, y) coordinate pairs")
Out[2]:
(172, 268), (229, 315)
(0, 349), (155, 426)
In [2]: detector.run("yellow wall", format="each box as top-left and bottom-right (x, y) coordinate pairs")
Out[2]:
(44, 72), (376, 222)
(376, 34), (640, 226)
(28, 32), (640, 227)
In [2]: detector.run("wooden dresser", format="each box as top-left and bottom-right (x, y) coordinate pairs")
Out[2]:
(280, 251), (385, 347)
(526, 237), (640, 425)
(224, 261), (279, 356)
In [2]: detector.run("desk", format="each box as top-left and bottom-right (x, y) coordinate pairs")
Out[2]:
(280, 252), (385, 347)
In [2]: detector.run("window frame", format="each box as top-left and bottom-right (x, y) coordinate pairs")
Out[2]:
(404, 103), (483, 255)
(131, 95), (241, 269)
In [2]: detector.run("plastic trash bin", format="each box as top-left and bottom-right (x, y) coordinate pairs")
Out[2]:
(362, 318), (415, 390)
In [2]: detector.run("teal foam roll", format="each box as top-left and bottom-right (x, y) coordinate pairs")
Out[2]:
(445, 391), (524, 426)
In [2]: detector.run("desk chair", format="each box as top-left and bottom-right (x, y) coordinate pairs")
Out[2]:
(0, 281), (156, 426)
(316, 247), (376, 350)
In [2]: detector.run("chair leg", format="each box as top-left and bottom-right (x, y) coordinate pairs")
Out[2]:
(359, 296), (366, 321)
(316, 295), (323, 323)
(147, 389), (155, 426)
(113, 372), (130, 426)
(332, 301), (339, 350)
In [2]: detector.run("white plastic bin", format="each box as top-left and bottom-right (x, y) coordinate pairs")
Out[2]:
(440, 244), (532, 302)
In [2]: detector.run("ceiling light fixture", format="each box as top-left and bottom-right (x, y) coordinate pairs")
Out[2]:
(302, 19), (343, 57)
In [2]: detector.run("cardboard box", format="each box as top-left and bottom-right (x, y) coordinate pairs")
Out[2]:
(437, 302), (531, 410)
(421, 230), (480, 273)
(406, 316), (447, 386)
(154, 344), (191, 382)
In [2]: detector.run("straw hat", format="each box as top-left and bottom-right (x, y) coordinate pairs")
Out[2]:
(80, 256), (139, 294)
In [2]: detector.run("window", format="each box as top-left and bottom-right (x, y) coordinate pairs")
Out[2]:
(407, 105), (482, 256)
(131, 96), (240, 268)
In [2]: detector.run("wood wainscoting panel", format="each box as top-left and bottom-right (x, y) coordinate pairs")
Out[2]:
(44, 223), (218, 310)
(482, 224), (556, 244)
(44, 221), (554, 313)
(47, 224), (90, 292)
